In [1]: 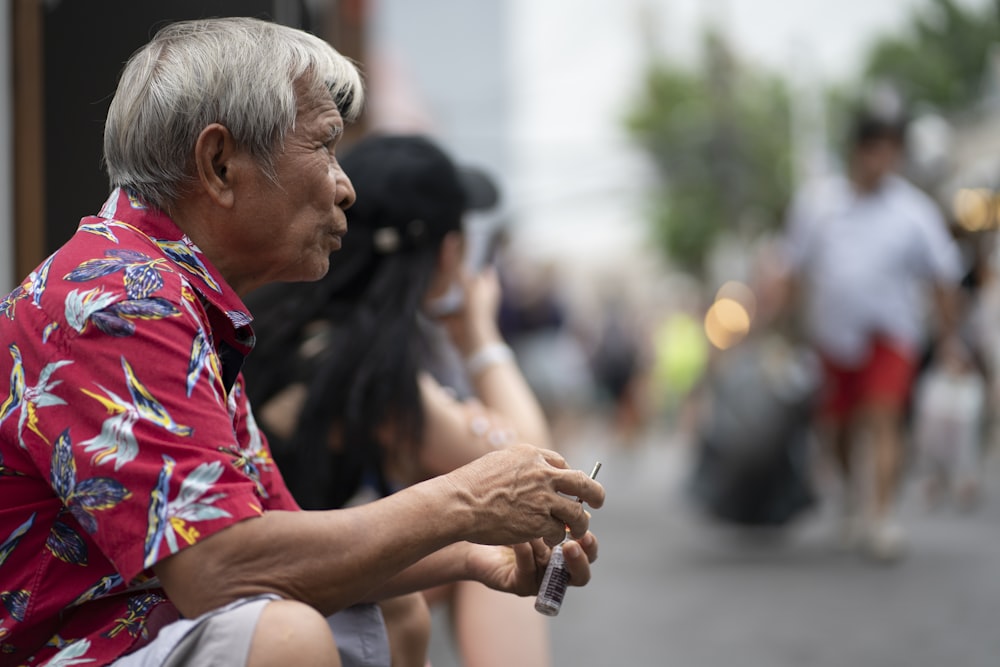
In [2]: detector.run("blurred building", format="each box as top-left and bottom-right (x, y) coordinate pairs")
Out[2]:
(366, 0), (667, 318)
(365, 0), (508, 177)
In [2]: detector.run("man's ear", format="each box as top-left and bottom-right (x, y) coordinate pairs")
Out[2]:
(193, 123), (238, 208)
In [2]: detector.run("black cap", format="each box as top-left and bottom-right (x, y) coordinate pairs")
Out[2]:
(340, 134), (499, 254)
(851, 112), (907, 147)
(850, 84), (908, 147)
(458, 164), (500, 211)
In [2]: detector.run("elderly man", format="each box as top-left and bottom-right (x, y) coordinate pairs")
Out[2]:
(0, 17), (603, 667)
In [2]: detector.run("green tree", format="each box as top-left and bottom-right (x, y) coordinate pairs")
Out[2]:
(625, 30), (793, 276)
(863, 0), (1000, 113)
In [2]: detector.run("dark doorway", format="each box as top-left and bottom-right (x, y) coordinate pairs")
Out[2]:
(41, 0), (310, 253)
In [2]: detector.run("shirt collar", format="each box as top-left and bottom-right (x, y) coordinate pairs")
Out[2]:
(97, 187), (254, 332)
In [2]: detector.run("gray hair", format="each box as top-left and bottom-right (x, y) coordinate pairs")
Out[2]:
(103, 17), (365, 211)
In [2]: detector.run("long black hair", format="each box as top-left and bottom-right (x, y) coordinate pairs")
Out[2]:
(243, 134), (467, 509)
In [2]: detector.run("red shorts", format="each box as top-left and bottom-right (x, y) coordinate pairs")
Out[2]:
(819, 338), (917, 421)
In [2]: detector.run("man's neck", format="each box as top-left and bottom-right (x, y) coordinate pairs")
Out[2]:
(168, 198), (244, 293)
(850, 171), (888, 195)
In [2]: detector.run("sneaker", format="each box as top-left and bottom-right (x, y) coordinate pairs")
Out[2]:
(864, 518), (907, 563)
(836, 512), (865, 551)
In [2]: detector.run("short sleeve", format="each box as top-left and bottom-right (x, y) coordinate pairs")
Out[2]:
(910, 196), (963, 285)
(25, 289), (277, 584)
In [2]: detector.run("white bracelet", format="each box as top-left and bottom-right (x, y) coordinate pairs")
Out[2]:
(465, 342), (514, 377)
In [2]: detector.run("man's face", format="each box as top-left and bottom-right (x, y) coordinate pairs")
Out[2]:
(230, 83), (356, 290)
(852, 137), (902, 190)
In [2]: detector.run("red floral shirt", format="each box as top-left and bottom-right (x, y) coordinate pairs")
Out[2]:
(0, 188), (299, 666)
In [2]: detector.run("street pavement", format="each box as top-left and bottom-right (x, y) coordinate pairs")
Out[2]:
(428, 416), (1000, 667)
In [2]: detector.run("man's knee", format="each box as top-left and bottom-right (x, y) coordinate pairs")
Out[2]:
(248, 599), (341, 667)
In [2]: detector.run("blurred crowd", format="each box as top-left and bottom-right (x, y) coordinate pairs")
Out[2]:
(488, 100), (1000, 567)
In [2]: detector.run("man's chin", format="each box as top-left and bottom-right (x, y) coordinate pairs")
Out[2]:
(286, 257), (331, 284)
(304, 263), (331, 283)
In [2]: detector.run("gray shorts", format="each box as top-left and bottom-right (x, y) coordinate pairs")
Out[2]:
(112, 596), (390, 667)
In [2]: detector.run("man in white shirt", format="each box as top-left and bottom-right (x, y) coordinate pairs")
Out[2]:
(784, 111), (963, 561)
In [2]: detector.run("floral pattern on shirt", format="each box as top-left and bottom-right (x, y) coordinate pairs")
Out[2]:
(0, 188), (298, 666)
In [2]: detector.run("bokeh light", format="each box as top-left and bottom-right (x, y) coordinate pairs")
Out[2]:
(715, 280), (757, 322)
(952, 188), (995, 232)
(704, 297), (751, 350)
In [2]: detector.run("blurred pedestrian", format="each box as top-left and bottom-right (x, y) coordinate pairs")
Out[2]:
(498, 262), (596, 445)
(589, 297), (649, 446)
(243, 134), (557, 667)
(912, 230), (996, 510)
(650, 302), (709, 432)
(782, 105), (964, 561)
(912, 339), (985, 510)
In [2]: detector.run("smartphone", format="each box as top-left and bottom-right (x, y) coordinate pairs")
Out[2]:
(426, 224), (506, 318)
(466, 223), (506, 273)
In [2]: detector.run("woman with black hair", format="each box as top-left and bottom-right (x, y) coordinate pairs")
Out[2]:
(243, 134), (553, 667)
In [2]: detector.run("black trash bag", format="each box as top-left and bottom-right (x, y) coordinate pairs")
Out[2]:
(689, 334), (821, 527)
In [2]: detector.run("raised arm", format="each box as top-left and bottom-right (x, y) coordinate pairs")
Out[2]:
(409, 268), (554, 479)
(437, 268), (552, 448)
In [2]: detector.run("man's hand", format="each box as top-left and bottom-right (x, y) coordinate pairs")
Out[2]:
(442, 444), (605, 547)
(935, 332), (973, 374)
(155, 444), (604, 617)
(466, 533), (600, 597)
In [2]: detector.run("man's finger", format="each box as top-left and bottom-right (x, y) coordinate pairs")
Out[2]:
(562, 539), (592, 587)
(543, 521), (568, 547)
(555, 469), (605, 509)
(551, 499), (590, 540)
(575, 531), (599, 564)
(538, 448), (568, 470)
(512, 541), (537, 585)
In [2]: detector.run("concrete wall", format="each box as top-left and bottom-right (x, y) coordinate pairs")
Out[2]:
(368, 0), (509, 177)
(366, 0), (510, 268)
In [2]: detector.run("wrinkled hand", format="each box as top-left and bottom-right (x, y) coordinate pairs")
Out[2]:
(467, 533), (600, 597)
(444, 444), (605, 547)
